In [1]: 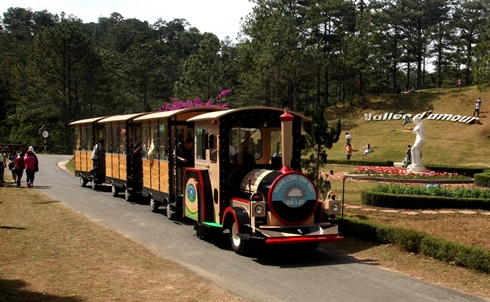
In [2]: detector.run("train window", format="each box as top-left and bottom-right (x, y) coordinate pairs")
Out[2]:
(112, 126), (118, 154)
(80, 127), (87, 150)
(208, 134), (217, 163)
(151, 126), (159, 159)
(105, 126), (112, 153)
(142, 125), (149, 158)
(230, 127), (262, 160)
(270, 130), (282, 157)
(196, 128), (205, 161)
(87, 126), (93, 151)
(119, 126), (127, 154)
(158, 124), (168, 161)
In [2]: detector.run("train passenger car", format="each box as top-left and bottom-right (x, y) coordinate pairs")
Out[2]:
(96, 113), (149, 200)
(184, 107), (343, 254)
(133, 107), (227, 218)
(70, 116), (106, 189)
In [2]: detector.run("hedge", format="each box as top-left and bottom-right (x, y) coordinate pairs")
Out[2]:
(361, 190), (490, 210)
(342, 218), (490, 273)
(474, 172), (490, 187)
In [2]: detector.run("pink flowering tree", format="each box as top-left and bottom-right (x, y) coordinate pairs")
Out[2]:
(158, 88), (232, 112)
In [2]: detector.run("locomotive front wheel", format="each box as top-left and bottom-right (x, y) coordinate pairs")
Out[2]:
(149, 197), (159, 213)
(80, 176), (87, 187)
(230, 221), (248, 254)
(111, 184), (119, 197)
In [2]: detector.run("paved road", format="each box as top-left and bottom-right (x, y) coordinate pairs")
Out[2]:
(33, 154), (487, 302)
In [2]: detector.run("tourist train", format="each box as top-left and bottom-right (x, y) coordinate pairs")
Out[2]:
(70, 106), (344, 254)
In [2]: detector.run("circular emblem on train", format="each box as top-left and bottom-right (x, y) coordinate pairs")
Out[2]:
(271, 173), (317, 208)
(187, 184), (196, 203)
(185, 178), (198, 215)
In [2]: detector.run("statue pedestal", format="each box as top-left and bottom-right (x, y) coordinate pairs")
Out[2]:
(407, 164), (426, 173)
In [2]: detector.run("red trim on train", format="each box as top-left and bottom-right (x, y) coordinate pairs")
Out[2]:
(265, 234), (344, 244)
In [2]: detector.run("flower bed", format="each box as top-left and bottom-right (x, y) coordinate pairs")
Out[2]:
(352, 166), (472, 180)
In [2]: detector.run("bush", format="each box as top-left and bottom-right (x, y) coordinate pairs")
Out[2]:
(474, 173), (490, 187)
(343, 218), (490, 273)
(362, 187), (490, 210)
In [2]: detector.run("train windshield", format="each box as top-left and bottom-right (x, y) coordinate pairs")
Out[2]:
(230, 127), (262, 160)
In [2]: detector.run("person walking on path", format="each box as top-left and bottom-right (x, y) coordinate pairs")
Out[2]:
(14, 152), (25, 188)
(8, 147), (18, 182)
(24, 150), (36, 188)
(28, 146), (39, 174)
(0, 147), (6, 186)
(473, 98), (482, 118)
(458, 78), (462, 89)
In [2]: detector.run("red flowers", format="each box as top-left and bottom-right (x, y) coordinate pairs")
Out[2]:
(353, 166), (467, 179)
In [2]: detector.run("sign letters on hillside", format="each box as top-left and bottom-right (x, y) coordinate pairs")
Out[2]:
(364, 111), (479, 124)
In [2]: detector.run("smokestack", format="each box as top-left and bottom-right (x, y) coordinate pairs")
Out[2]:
(280, 109), (294, 172)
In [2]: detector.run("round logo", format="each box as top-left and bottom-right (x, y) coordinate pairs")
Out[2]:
(185, 178), (198, 214)
(271, 173), (317, 208)
(42, 130), (49, 138)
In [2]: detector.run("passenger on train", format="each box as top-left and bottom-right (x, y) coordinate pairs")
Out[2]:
(90, 139), (105, 179)
(176, 138), (194, 167)
(232, 142), (256, 165)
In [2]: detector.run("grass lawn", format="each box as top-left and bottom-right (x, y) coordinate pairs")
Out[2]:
(0, 176), (246, 302)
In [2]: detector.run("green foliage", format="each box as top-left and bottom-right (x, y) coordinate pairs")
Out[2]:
(372, 183), (490, 199)
(474, 173), (490, 187)
(343, 218), (490, 273)
(361, 188), (490, 210)
(301, 103), (341, 200)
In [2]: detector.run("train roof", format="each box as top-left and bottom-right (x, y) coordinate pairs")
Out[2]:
(98, 112), (149, 123)
(187, 106), (312, 122)
(133, 107), (228, 121)
(69, 116), (107, 125)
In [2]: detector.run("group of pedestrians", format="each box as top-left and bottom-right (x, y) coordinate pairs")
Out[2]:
(0, 146), (39, 188)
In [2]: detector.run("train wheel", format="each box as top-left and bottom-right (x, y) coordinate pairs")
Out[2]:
(124, 188), (131, 201)
(149, 196), (159, 213)
(166, 203), (178, 220)
(111, 184), (119, 197)
(80, 176), (87, 187)
(230, 221), (248, 255)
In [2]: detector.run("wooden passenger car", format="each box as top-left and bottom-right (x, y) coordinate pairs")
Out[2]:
(96, 113), (149, 200)
(133, 107), (227, 217)
(70, 116), (106, 188)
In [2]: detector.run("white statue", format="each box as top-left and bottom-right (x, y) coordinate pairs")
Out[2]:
(408, 116), (426, 172)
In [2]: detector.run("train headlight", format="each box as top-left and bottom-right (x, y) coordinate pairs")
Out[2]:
(255, 205), (264, 215)
(331, 203), (340, 212)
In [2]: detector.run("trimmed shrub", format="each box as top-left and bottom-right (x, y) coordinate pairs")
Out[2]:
(474, 173), (490, 187)
(361, 190), (490, 210)
(343, 218), (490, 273)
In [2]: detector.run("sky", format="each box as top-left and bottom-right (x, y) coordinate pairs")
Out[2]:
(0, 0), (256, 41)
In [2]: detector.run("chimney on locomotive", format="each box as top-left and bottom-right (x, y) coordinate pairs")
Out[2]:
(279, 108), (294, 173)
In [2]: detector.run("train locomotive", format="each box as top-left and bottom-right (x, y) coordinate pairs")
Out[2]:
(71, 106), (344, 254)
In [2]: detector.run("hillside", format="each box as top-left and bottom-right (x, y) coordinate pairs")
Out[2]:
(325, 86), (490, 167)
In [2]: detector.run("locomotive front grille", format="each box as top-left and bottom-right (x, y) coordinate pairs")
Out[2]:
(270, 200), (316, 224)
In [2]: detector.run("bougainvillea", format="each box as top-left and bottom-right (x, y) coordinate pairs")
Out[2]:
(158, 89), (231, 112)
(353, 166), (471, 180)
